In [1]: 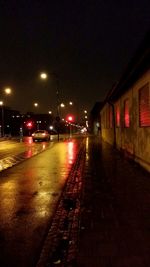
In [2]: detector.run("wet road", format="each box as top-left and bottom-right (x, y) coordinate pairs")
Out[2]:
(0, 136), (64, 172)
(0, 136), (58, 159)
(0, 136), (84, 267)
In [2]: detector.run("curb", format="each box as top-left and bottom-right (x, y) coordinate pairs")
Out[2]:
(36, 142), (86, 267)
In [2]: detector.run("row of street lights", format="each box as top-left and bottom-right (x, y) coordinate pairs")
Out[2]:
(0, 72), (89, 137)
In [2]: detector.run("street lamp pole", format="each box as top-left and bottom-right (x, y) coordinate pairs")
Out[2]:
(40, 72), (60, 141)
(0, 87), (12, 137)
(33, 102), (39, 130)
(0, 101), (4, 137)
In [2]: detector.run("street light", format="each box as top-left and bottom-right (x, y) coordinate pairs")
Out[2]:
(40, 72), (47, 79)
(40, 71), (60, 140)
(40, 72), (60, 115)
(34, 102), (38, 107)
(33, 102), (39, 129)
(0, 87), (12, 137)
(4, 87), (12, 95)
(0, 101), (4, 137)
(60, 103), (65, 108)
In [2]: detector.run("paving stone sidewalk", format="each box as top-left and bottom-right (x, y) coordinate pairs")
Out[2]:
(36, 140), (86, 267)
(77, 136), (150, 267)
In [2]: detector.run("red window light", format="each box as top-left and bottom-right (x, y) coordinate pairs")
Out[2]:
(124, 99), (130, 127)
(139, 83), (150, 127)
(116, 104), (120, 127)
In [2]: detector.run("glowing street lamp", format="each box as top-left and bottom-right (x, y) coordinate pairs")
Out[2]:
(0, 88), (12, 137)
(60, 103), (65, 108)
(40, 71), (60, 115)
(0, 101), (4, 137)
(34, 102), (38, 107)
(40, 72), (47, 79)
(4, 87), (12, 95)
(40, 71), (60, 141)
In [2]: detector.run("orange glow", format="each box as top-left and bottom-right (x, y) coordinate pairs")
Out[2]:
(124, 99), (130, 127)
(28, 138), (32, 144)
(67, 141), (75, 164)
(42, 144), (46, 149)
(26, 149), (33, 158)
(116, 105), (120, 127)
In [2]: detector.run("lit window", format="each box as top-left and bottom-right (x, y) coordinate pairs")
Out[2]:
(116, 104), (120, 127)
(139, 83), (150, 127)
(124, 99), (130, 127)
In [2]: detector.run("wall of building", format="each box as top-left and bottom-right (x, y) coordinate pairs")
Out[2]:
(100, 69), (150, 172)
(101, 103), (115, 145)
(133, 70), (150, 171)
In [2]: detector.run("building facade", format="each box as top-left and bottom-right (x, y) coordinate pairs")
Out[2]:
(100, 31), (150, 172)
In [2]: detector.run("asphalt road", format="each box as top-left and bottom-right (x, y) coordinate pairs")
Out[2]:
(0, 136), (84, 267)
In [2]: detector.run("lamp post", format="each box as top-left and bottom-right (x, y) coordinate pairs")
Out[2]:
(0, 87), (12, 137)
(40, 72), (60, 115)
(33, 102), (39, 130)
(83, 110), (88, 128)
(0, 101), (4, 137)
(40, 72), (60, 140)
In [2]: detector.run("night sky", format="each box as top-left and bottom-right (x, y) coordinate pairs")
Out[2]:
(0, 0), (149, 117)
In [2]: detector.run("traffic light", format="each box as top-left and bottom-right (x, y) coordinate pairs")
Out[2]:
(26, 121), (33, 129)
(67, 115), (74, 122)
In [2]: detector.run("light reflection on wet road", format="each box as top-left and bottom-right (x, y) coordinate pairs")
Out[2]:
(0, 137), (83, 267)
(0, 137), (55, 172)
(0, 137), (51, 158)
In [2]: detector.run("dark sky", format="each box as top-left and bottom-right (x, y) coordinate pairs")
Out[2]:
(0, 0), (150, 117)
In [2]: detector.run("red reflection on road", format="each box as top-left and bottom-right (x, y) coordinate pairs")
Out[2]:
(23, 136), (33, 144)
(67, 140), (75, 164)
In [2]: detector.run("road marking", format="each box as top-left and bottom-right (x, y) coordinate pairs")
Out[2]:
(0, 143), (54, 173)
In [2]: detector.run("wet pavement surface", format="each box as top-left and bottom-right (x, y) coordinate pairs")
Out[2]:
(0, 138), (82, 267)
(77, 136), (150, 267)
(36, 135), (150, 267)
(0, 135), (150, 267)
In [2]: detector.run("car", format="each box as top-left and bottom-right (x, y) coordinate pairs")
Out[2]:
(32, 130), (50, 142)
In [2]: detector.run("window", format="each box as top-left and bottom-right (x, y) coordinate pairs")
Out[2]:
(116, 104), (120, 127)
(139, 83), (150, 127)
(124, 99), (130, 127)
